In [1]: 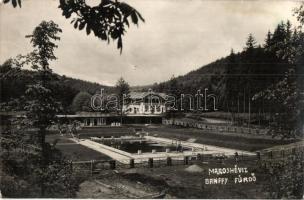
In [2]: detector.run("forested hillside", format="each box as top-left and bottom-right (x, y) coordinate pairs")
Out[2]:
(0, 61), (113, 111)
(1, 20), (301, 116)
(153, 20), (298, 112)
(62, 76), (112, 94)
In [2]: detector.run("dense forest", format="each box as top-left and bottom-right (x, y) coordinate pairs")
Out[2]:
(152, 20), (299, 113)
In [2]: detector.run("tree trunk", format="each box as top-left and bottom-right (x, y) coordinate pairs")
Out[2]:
(39, 127), (46, 197)
(120, 107), (123, 125)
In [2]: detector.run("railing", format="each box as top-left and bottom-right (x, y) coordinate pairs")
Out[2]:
(71, 153), (259, 175)
(71, 141), (304, 176)
(162, 119), (269, 135)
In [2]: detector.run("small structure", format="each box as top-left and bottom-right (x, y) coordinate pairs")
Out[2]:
(57, 112), (110, 127)
(57, 111), (164, 127)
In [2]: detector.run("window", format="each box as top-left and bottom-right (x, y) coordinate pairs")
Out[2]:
(145, 105), (149, 112)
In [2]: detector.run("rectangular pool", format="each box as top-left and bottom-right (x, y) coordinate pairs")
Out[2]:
(97, 140), (191, 154)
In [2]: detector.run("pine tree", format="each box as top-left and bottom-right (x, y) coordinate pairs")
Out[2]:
(286, 20), (292, 39)
(264, 30), (273, 49)
(245, 33), (257, 50)
(253, 8), (304, 139)
(115, 77), (130, 124)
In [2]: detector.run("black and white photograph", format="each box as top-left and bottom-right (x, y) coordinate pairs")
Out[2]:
(0, 0), (303, 199)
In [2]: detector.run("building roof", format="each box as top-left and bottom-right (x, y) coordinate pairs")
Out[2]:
(56, 112), (164, 118)
(57, 112), (119, 118)
(129, 92), (167, 100)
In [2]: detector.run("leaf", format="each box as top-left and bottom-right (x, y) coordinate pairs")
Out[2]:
(124, 18), (130, 27)
(17, 0), (21, 7)
(57, 0), (144, 54)
(135, 10), (145, 22)
(12, 0), (17, 7)
(86, 24), (91, 35)
(100, 32), (107, 41)
(117, 36), (122, 53)
(65, 11), (72, 18)
(79, 22), (85, 30)
(130, 11), (138, 24)
(73, 21), (78, 29)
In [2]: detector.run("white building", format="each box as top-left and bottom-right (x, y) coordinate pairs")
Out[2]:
(123, 90), (167, 115)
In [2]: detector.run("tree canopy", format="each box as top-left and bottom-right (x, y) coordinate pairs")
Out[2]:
(115, 77), (130, 123)
(71, 91), (92, 112)
(3, 0), (144, 53)
(1, 21), (80, 198)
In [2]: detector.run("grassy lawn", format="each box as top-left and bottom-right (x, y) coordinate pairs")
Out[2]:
(46, 134), (76, 144)
(144, 126), (299, 151)
(46, 134), (111, 161)
(56, 143), (111, 161)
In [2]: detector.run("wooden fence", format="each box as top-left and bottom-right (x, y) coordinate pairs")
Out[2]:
(71, 153), (259, 175)
(258, 142), (304, 167)
(71, 141), (304, 175)
(162, 119), (268, 135)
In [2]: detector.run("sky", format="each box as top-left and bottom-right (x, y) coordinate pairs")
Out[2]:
(0, 0), (301, 86)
